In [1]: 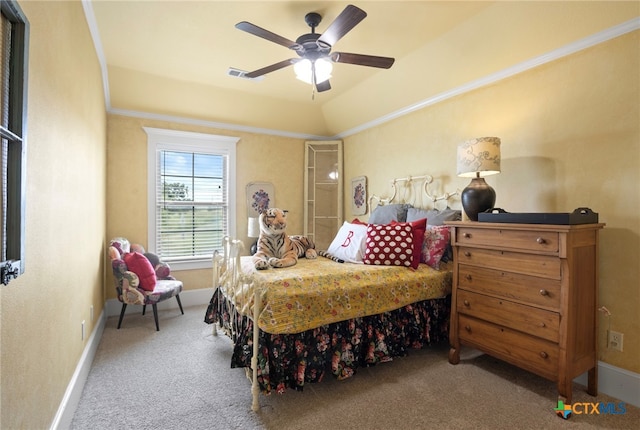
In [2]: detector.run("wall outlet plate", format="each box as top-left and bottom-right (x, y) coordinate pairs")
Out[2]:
(608, 330), (624, 352)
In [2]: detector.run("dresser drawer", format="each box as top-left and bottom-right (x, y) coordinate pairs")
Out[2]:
(456, 227), (559, 254)
(457, 247), (561, 279)
(457, 290), (559, 342)
(458, 265), (561, 310)
(458, 314), (559, 380)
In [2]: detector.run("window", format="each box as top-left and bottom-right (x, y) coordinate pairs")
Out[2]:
(145, 127), (238, 271)
(0, 1), (28, 286)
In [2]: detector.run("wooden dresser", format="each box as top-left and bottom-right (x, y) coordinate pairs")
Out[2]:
(446, 221), (604, 404)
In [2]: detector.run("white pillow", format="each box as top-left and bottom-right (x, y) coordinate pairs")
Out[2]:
(327, 221), (368, 263)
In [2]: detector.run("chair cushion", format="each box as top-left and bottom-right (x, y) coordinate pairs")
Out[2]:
(123, 252), (157, 291)
(145, 279), (183, 304)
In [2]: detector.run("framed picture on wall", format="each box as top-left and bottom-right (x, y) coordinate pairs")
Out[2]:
(246, 182), (275, 217)
(351, 176), (367, 216)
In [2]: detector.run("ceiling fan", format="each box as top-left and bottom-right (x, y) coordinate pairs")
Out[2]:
(235, 4), (395, 93)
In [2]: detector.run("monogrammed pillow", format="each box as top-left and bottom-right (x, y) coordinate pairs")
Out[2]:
(363, 223), (414, 268)
(326, 221), (368, 263)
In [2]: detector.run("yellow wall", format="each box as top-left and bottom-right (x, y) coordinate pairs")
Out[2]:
(343, 31), (639, 373)
(0, 2), (107, 429)
(105, 114), (305, 299)
(107, 65), (330, 137)
(0, 2), (637, 428)
(323, 1), (640, 135)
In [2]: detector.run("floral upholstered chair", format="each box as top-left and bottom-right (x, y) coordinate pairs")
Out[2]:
(108, 237), (184, 331)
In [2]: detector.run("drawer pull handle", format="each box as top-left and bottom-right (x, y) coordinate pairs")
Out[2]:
(539, 351), (548, 359)
(539, 289), (548, 296)
(463, 300), (470, 307)
(464, 251), (471, 257)
(464, 325), (471, 332)
(539, 322), (546, 328)
(465, 274), (472, 281)
(536, 237), (546, 244)
(463, 233), (471, 238)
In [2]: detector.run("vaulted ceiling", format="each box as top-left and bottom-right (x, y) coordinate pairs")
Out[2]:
(86, 1), (639, 137)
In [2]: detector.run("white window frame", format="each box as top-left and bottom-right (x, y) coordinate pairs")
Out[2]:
(145, 127), (238, 271)
(0, 1), (28, 286)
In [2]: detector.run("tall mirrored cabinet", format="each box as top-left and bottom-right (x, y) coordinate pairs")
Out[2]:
(304, 141), (343, 250)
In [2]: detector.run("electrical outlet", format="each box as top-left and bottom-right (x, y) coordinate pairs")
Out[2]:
(608, 330), (624, 352)
(81, 320), (85, 341)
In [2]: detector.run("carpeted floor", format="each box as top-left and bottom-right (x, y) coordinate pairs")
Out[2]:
(71, 305), (639, 430)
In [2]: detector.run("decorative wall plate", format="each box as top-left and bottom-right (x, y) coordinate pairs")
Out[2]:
(246, 182), (275, 217)
(351, 176), (367, 216)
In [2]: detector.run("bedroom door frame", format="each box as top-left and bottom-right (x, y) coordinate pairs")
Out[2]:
(303, 140), (343, 250)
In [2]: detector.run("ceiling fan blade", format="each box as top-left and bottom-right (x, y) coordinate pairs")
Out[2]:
(317, 5), (367, 48)
(331, 52), (395, 69)
(245, 59), (296, 78)
(316, 80), (331, 93)
(235, 21), (301, 50)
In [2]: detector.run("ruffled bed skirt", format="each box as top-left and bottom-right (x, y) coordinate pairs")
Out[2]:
(205, 289), (450, 395)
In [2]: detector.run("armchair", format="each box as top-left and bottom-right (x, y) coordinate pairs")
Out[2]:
(109, 237), (184, 331)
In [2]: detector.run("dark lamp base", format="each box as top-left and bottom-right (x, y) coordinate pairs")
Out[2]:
(461, 177), (496, 221)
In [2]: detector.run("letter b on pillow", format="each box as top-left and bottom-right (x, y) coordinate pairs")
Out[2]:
(327, 221), (368, 263)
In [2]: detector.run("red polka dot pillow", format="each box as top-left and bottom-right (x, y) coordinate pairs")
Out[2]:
(391, 218), (426, 270)
(363, 223), (415, 268)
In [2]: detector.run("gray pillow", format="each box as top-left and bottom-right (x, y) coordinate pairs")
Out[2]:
(368, 204), (412, 224)
(406, 207), (461, 225)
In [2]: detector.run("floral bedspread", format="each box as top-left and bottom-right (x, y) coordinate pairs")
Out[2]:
(224, 256), (452, 334)
(205, 291), (451, 394)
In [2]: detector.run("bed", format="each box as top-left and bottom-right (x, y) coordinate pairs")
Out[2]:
(204, 174), (460, 411)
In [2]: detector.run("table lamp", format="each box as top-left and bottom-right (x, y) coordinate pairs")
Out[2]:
(457, 137), (501, 221)
(248, 217), (260, 254)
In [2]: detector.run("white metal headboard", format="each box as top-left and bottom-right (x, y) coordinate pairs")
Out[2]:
(367, 174), (458, 214)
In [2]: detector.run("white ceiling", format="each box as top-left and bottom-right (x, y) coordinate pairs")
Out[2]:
(91, 1), (492, 104)
(87, 1), (639, 136)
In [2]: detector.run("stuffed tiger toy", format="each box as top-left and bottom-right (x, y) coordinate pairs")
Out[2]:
(253, 208), (317, 270)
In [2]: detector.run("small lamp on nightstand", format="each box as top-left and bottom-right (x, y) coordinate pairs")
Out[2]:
(457, 137), (501, 221)
(248, 217), (260, 255)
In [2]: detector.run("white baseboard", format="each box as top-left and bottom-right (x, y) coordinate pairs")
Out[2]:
(51, 288), (213, 430)
(53, 288), (639, 429)
(50, 308), (106, 430)
(575, 362), (640, 408)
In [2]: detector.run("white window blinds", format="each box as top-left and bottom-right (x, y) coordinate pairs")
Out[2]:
(156, 150), (227, 260)
(145, 128), (237, 270)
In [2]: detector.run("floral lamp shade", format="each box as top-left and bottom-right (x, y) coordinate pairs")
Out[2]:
(457, 137), (501, 221)
(457, 137), (501, 178)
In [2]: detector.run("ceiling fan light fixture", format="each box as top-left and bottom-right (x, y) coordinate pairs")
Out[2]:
(236, 5), (394, 92)
(294, 58), (332, 85)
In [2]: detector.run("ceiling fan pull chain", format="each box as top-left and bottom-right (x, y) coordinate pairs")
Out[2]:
(311, 63), (317, 100)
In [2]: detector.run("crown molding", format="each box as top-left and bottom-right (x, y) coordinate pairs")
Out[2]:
(81, 0), (110, 108)
(334, 17), (640, 139)
(108, 108), (328, 140)
(82, 2), (638, 141)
